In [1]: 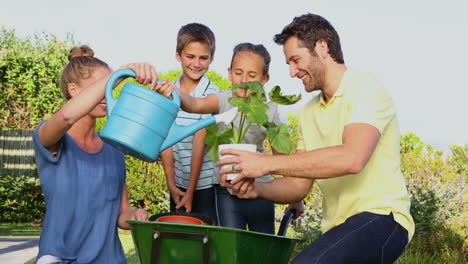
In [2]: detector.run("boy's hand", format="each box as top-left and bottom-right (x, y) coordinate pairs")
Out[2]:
(131, 208), (149, 221)
(176, 193), (194, 213)
(155, 80), (175, 99)
(169, 186), (186, 205)
(119, 63), (159, 90)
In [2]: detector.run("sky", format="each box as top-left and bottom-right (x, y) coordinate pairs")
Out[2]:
(1, 0), (467, 151)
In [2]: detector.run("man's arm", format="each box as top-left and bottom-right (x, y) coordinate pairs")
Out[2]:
(231, 176), (313, 204)
(227, 149), (313, 203)
(222, 123), (380, 181)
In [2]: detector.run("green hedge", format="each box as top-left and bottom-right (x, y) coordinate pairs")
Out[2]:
(0, 175), (44, 223)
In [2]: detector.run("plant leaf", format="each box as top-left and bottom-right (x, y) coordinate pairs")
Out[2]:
(245, 97), (269, 126)
(268, 85), (302, 105)
(204, 124), (234, 162)
(227, 96), (269, 133)
(266, 123), (292, 154)
(231, 81), (266, 101)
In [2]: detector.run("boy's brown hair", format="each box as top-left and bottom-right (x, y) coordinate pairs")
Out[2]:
(176, 23), (216, 59)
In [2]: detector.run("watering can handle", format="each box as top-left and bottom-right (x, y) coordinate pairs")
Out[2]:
(104, 68), (180, 117)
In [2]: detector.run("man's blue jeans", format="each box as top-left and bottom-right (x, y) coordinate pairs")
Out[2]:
(214, 185), (275, 234)
(292, 212), (408, 264)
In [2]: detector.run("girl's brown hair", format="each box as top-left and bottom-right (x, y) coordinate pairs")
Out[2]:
(59, 45), (109, 99)
(230, 43), (271, 76)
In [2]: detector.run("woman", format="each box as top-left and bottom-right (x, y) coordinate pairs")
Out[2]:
(33, 45), (173, 264)
(177, 42), (303, 234)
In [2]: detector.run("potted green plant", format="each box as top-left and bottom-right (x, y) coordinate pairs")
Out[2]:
(204, 81), (301, 179)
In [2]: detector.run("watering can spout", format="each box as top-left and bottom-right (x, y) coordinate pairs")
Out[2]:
(160, 107), (238, 152)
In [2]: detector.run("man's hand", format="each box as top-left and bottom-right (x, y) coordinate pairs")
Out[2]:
(217, 149), (270, 184)
(285, 201), (305, 219)
(130, 208), (149, 221)
(221, 174), (259, 199)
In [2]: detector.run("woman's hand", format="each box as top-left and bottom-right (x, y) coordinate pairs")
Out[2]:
(119, 63), (159, 90)
(131, 208), (149, 221)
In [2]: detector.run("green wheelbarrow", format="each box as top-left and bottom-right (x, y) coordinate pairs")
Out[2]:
(128, 210), (301, 264)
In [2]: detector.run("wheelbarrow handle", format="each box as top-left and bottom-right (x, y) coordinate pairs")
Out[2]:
(277, 209), (297, 237)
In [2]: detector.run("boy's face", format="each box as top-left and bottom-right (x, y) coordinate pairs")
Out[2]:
(176, 41), (212, 82)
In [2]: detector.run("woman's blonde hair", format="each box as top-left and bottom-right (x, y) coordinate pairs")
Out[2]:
(59, 45), (109, 99)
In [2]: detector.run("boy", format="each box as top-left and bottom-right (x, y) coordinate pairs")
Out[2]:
(160, 23), (219, 223)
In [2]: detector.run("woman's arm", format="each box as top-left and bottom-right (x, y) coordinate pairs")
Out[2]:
(38, 73), (110, 153)
(118, 184), (149, 230)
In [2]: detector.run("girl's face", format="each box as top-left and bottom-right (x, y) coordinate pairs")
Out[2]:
(176, 41), (212, 82)
(228, 51), (269, 98)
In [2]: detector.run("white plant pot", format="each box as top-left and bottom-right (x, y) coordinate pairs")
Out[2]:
(218, 143), (257, 182)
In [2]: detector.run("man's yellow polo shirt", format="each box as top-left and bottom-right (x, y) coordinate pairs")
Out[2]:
(296, 69), (414, 241)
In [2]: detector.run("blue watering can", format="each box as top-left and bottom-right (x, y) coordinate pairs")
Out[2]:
(100, 69), (237, 162)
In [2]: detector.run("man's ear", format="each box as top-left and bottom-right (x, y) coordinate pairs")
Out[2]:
(67, 83), (80, 97)
(315, 40), (329, 59)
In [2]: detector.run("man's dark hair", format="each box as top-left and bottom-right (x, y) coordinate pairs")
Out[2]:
(274, 13), (344, 64)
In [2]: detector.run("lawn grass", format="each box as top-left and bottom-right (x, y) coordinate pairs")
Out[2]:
(119, 229), (139, 264)
(0, 222), (41, 236)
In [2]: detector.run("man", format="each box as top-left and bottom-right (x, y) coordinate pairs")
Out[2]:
(218, 13), (414, 264)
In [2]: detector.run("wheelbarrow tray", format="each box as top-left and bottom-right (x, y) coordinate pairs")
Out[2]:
(128, 220), (300, 264)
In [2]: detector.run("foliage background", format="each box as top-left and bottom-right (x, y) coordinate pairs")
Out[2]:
(1, 28), (467, 263)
